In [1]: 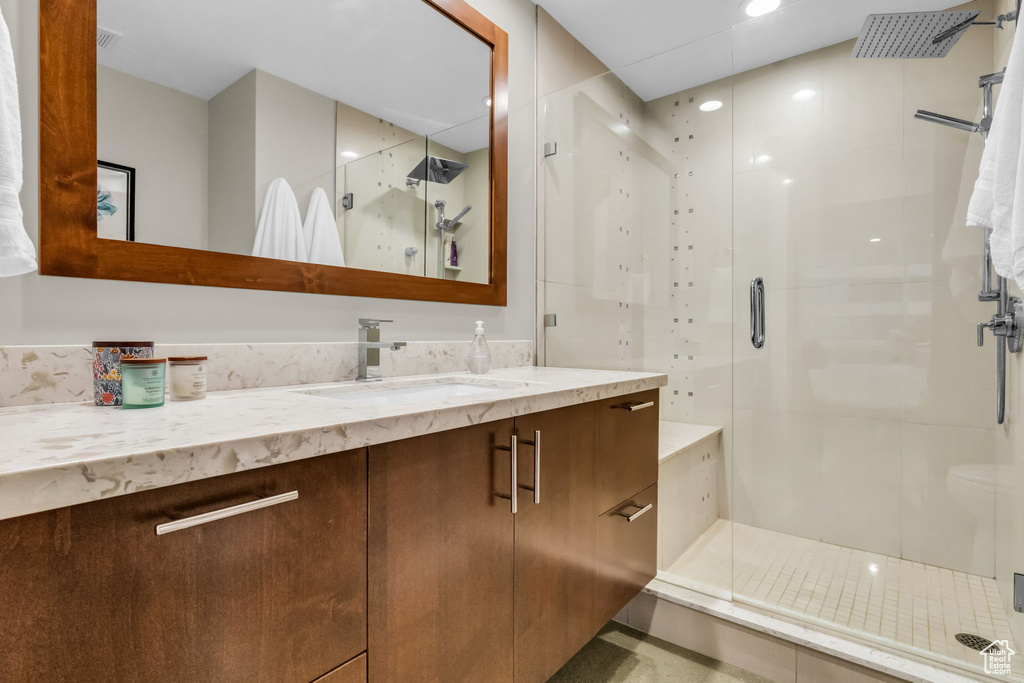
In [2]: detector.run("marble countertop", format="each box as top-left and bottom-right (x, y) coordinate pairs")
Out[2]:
(659, 421), (723, 463)
(0, 366), (666, 522)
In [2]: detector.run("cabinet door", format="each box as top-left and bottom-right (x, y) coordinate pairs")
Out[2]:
(513, 402), (599, 683)
(0, 449), (367, 683)
(368, 419), (516, 683)
(595, 483), (658, 626)
(596, 389), (659, 515)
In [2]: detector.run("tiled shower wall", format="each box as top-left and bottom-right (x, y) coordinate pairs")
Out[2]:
(655, 3), (1001, 578)
(539, 0), (1006, 579)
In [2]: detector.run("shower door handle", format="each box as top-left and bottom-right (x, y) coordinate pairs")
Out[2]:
(750, 277), (765, 349)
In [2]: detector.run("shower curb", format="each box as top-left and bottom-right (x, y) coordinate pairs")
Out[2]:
(629, 578), (1009, 683)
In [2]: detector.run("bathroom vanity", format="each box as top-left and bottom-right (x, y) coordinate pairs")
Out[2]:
(0, 368), (664, 682)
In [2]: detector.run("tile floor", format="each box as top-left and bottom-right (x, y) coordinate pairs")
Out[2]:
(549, 621), (771, 683)
(667, 520), (1021, 677)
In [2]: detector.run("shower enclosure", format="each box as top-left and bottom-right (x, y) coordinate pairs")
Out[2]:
(538, 1), (1022, 678)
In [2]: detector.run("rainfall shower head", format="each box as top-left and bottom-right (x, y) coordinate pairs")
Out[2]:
(852, 10), (981, 59)
(914, 110), (982, 133)
(407, 156), (469, 185)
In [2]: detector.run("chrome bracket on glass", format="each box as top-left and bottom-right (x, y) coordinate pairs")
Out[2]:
(750, 277), (765, 349)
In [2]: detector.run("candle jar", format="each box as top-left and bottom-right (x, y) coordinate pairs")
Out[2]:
(92, 341), (155, 406)
(168, 356), (208, 401)
(120, 358), (167, 409)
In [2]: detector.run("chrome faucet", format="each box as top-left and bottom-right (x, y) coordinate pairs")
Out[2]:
(358, 319), (406, 381)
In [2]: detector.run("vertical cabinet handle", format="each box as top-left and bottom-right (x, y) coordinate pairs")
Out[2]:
(750, 277), (765, 349)
(510, 434), (518, 514)
(519, 430), (541, 504)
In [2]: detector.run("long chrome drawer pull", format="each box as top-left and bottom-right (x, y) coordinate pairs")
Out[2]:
(155, 491), (299, 536)
(624, 401), (655, 412)
(619, 502), (653, 523)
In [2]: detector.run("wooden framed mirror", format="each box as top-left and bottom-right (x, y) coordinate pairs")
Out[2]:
(39, 0), (508, 306)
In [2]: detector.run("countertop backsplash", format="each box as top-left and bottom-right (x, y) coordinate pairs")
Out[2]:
(0, 341), (534, 408)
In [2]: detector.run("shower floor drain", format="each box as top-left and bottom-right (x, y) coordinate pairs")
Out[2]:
(956, 633), (999, 652)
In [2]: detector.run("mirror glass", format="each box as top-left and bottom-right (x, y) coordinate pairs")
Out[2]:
(95, 0), (492, 284)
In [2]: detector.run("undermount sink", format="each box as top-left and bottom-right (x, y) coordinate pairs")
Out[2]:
(295, 376), (533, 407)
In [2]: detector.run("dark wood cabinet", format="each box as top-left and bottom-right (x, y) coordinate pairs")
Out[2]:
(368, 419), (516, 683)
(315, 654), (367, 683)
(596, 389), (660, 515)
(596, 483), (659, 626)
(512, 402), (600, 683)
(0, 391), (660, 683)
(0, 449), (367, 683)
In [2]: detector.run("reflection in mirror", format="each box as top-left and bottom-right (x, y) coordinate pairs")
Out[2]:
(95, 0), (492, 284)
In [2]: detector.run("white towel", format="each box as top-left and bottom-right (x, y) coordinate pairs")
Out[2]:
(967, 31), (1024, 290)
(0, 6), (35, 277)
(252, 178), (307, 262)
(303, 187), (345, 267)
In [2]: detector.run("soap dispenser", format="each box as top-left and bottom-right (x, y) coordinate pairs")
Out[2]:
(467, 320), (491, 374)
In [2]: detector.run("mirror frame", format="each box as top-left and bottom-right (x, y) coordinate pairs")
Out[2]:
(39, 0), (508, 306)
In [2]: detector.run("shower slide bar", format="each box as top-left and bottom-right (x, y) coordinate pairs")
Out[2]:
(971, 70), (1022, 425)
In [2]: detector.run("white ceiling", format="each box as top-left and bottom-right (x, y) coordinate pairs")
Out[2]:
(536, 0), (968, 101)
(97, 0), (492, 151)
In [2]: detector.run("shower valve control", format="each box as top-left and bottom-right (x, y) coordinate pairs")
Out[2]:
(978, 297), (1023, 353)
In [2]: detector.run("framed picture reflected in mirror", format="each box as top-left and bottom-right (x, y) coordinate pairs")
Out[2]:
(97, 160), (135, 242)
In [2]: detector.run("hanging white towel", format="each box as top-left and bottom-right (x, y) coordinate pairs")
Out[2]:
(303, 187), (345, 267)
(252, 178), (307, 262)
(0, 6), (36, 277)
(967, 29), (1024, 290)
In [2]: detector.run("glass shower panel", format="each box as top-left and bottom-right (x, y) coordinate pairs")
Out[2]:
(338, 137), (428, 277)
(730, 4), (1012, 675)
(539, 65), (734, 600)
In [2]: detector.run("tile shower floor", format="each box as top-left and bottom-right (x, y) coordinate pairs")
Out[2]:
(667, 520), (1021, 678)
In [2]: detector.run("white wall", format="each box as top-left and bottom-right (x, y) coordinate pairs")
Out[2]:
(208, 70), (257, 257)
(0, 0), (536, 345)
(97, 65), (208, 250)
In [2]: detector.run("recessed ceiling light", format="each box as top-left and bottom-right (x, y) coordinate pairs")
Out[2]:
(482, 96), (492, 107)
(792, 88), (817, 101)
(699, 100), (723, 112)
(870, 238), (881, 242)
(745, 0), (781, 17)
(340, 151), (358, 159)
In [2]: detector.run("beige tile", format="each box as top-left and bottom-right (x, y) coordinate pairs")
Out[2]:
(627, 591), (798, 682)
(820, 417), (903, 557)
(904, 280), (995, 429)
(814, 283), (906, 422)
(733, 286), (821, 416)
(902, 423), (995, 576)
(733, 409), (822, 541)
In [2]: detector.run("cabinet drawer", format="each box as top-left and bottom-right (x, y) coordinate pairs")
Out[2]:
(596, 483), (658, 626)
(0, 449), (367, 683)
(314, 653), (366, 683)
(596, 389), (659, 515)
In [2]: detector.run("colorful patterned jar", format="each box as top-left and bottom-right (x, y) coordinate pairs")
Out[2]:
(92, 341), (155, 406)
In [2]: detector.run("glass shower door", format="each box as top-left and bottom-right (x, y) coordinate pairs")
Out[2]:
(729, 18), (1011, 675)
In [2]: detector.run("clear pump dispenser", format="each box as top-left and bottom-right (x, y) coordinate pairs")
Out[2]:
(467, 320), (491, 374)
